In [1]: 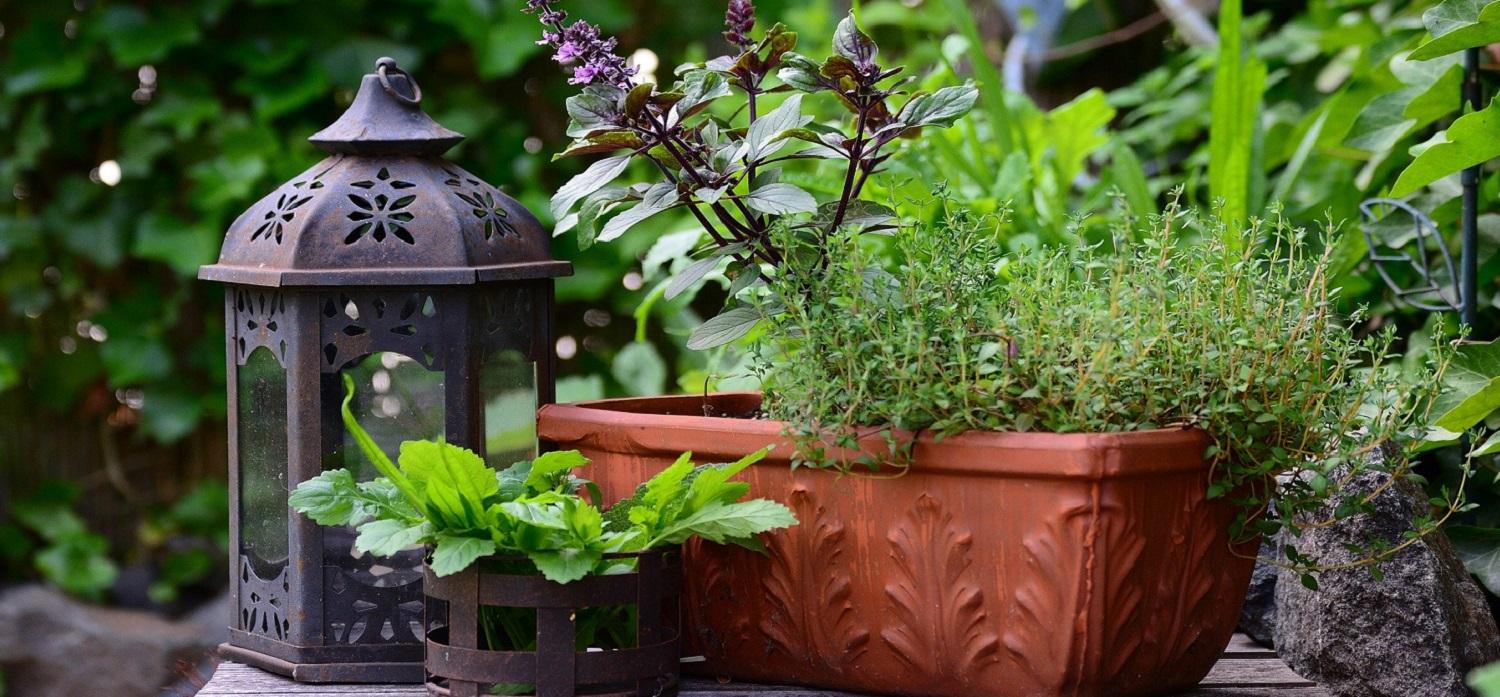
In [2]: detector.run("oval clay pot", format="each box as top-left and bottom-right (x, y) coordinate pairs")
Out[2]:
(538, 392), (1257, 697)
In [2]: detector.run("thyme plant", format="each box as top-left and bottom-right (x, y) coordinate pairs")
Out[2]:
(526, 0), (977, 348)
(760, 196), (1467, 576)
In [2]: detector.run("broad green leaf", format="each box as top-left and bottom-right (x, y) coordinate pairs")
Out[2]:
(525, 450), (590, 492)
(900, 85), (979, 129)
(565, 90), (623, 138)
(1391, 99), (1500, 197)
(688, 447), (770, 508)
(652, 499), (797, 546)
(288, 469), (359, 526)
(1046, 89), (1117, 188)
(531, 547), (602, 584)
(550, 155), (632, 220)
(1432, 341), (1500, 432)
(499, 501), (569, 530)
(35, 537), (118, 600)
(400, 440), (498, 530)
(1109, 141), (1155, 220)
(599, 182), (678, 243)
(555, 132), (647, 160)
(612, 341), (668, 396)
(744, 183), (817, 215)
(430, 535), (497, 577)
(1411, 0), (1500, 61)
(687, 306), (762, 350)
(355, 519), (429, 557)
(742, 94), (812, 162)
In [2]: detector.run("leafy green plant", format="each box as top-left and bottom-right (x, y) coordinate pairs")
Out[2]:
(760, 193), (1463, 575)
(290, 375), (795, 583)
(4, 481), (119, 600)
(1475, 659), (1500, 697)
(532, 0), (976, 349)
(135, 481), (229, 604)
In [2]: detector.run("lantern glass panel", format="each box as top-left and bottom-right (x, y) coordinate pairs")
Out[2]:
(482, 353), (538, 468)
(239, 346), (289, 580)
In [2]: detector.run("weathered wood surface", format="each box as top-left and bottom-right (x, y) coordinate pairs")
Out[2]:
(199, 634), (1326, 697)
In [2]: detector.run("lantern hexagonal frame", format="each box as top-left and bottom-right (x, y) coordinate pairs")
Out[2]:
(200, 59), (571, 683)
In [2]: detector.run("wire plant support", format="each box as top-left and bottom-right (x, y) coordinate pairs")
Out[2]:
(1362, 46), (1482, 326)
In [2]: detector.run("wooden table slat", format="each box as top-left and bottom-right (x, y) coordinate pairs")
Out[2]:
(199, 634), (1325, 697)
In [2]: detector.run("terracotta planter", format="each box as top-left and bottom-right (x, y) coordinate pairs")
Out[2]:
(538, 393), (1257, 697)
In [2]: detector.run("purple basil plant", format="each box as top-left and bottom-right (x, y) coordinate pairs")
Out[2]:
(527, 0), (978, 348)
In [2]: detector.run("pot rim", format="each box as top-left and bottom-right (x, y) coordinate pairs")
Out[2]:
(538, 392), (1213, 480)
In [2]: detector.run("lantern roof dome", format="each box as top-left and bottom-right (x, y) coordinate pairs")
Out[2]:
(201, 58), (570, 288)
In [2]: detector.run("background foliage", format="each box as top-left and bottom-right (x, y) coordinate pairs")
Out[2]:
(4, 0), (1500, 607)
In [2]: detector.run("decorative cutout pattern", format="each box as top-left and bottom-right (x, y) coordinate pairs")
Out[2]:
(324, 563), (426, 645)
(234, 289), (288, 365)
(239, 555), (291, 641)
(248, 161), (332, 244)
(759, 484), (870, 669)
(345, 167), (417, 245)
(319, 291), (443, 372)
(882, 493), (1001, 682)
(443, 166), (517, 240)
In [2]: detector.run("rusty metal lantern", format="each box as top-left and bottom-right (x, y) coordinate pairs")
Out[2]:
(199, 58), (571, 683)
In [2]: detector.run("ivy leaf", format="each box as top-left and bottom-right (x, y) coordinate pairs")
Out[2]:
(599, 182), (679, 242)
(430, 535), (497, 577)
(744, 183), (817, 215)
(1471, 430), (1500, 456)
(832, 14), (878, 71)
(550, 155), (632, 220)
(898, 84), (979, 129)
(1391, 99), (1500, 197)
(288, 469), (359, 526)
(687, 306), (762, 350)
(355, 519), (429, 557)
(1410, 0), (1500, 61)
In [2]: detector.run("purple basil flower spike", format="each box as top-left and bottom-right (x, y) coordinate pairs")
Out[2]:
(526, 0), (637, 89)
(724, 0), (756, 50)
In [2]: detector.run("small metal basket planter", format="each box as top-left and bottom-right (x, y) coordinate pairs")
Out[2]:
(424, 549), (683, 697)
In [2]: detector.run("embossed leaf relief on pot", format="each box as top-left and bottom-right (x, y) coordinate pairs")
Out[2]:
(681, 537), (751, 657)
(1097, 492), (1151, 683)
(345, 167), (418, 245)
(1146, 485), (1236, 667)
(760, 484), (870, 668)
(882, 493), (1002, 682)
(1003, 496), (1094, 692)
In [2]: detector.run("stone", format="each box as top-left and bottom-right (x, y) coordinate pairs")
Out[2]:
(0, 585), (225, 697)
(1239, 554), (1279, 648)
(1274, 455), (1500, 697)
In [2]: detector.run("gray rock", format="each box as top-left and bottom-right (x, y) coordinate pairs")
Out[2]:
(1239, 554), (1279, 648)
(0, 585), (224, 697)
(1274, 457), (1500, 697)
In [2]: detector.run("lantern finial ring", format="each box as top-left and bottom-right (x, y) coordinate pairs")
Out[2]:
(376, 57), (422, 106)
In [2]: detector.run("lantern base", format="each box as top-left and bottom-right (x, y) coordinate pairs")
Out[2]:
(219, 643), (425, 683)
